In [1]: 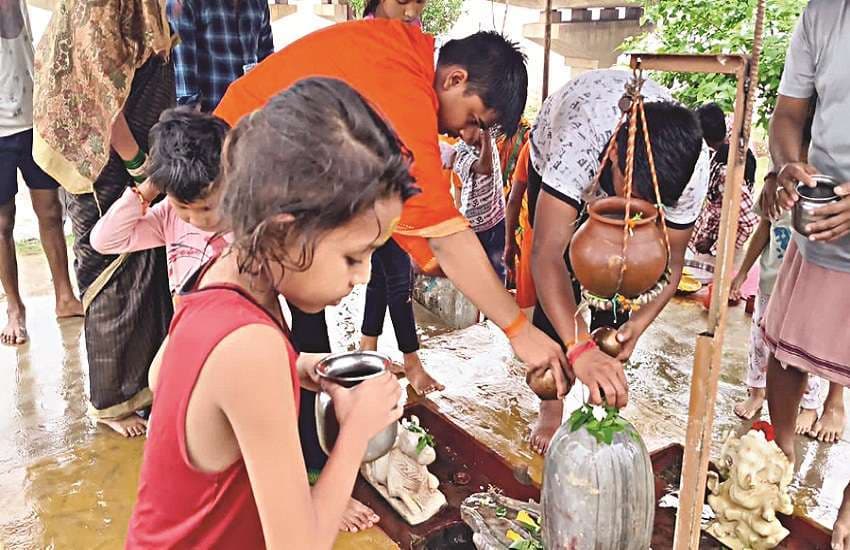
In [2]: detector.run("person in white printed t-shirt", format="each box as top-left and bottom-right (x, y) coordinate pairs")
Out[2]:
(525, 69), (709, 453)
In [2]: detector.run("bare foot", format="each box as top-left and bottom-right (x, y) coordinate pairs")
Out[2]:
(810, 402), (846, 444)
(56, 296), (84, 319)
(795, 407), (818, 435)
(405, 364), (444, 396)
(733, 387), (764, 420)
(530, 400), (563, 455)
(1, 308), (27, 345)
(339, 498), (379, 533)
(389, 361), (405, 375)
(833, 485), (850, 550)
(98, 414), (148, 438)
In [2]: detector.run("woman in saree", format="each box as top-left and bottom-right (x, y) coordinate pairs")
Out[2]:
(32, 0), (175, 437)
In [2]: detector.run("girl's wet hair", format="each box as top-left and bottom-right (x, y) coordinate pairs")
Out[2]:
(221, 77), (419, 276)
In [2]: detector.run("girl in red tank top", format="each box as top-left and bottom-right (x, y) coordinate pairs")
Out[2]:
(126, 78), (419, 549)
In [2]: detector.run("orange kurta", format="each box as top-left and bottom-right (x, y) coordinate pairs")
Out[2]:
(509, 142), (537, 308)
(214, 20), (467, 273)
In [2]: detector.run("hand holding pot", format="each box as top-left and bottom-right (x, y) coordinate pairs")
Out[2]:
(775, 162), (819, 211)
(513, 323), (570, 399)
(803, 182), (850, 242)
(320, 372), (403, 442)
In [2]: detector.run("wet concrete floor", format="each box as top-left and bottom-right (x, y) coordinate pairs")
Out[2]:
(2, 249), (848, 548)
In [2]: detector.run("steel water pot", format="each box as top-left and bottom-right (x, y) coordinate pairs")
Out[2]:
(314, 351), (399, 463)
(793, 175), (840, 237)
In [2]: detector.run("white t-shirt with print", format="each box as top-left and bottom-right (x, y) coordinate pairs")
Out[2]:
(530, 69), (710, 227)
(0, 0), (35, 137)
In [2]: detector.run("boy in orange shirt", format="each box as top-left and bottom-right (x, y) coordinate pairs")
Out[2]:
(216, 20), (567, 390)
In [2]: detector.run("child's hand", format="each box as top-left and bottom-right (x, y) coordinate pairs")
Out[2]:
(729, 272), (746, 302)
(322, 372), (402, 441)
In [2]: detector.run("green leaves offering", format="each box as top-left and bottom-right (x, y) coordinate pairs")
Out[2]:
(509, 539), (544, 550)
(567, 404), (639, 445)
(405, 421), (436, 454)
(495, 506), (508, 518)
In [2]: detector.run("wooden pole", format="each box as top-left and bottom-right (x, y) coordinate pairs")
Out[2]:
(542, 0), (553, 101)
(629, 52), (756, 549)
(674, 64), (749, 550)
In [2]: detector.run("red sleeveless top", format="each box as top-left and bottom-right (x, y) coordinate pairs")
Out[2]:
(126, 279), (300, 549)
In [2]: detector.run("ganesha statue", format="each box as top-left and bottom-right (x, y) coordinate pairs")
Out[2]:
(705, 428), (794, 549)
(361, 415), (447, 525)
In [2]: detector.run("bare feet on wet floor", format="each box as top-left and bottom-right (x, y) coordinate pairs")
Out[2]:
(55, 296), (84, 319)
(1, 308), (27, 345)
(809, 402), (846, 443)
(733, 387), (764, 420)
(530, 400), (563, 455)
(403, 353), (444, 395)
(795, 407), (819, 435)
(340, 498), (380, 533)
(833, 486), (850, 550)
(98, 414), (148, 437)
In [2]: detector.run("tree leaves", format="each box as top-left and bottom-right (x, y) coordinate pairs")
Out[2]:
(621, 0), (806, 130)
(346, 0), (464, 36)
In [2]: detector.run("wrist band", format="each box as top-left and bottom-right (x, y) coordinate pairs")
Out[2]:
(502, 312), (528, 339)
(123, 149), (146, 170)
(567, 339), (598, 367)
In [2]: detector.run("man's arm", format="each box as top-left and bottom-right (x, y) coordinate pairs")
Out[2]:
(614, 224), (692, 360)
(427, 229), (569, 397)
(530, 191), (628, 407)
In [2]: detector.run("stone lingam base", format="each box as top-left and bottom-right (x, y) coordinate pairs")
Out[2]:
(351, 400), (833, 549)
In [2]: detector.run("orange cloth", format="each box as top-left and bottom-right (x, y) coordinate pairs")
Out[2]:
(214, 20), (468, 273)
(509, 142), (536, 308)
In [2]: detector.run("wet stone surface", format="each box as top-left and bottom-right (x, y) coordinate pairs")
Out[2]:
(1, 253), (848, 548)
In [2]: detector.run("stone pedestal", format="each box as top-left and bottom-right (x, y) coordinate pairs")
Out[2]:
(413, 275), (480, 330)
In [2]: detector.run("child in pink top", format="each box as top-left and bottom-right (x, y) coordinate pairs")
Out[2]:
(91, 108), (230, 293)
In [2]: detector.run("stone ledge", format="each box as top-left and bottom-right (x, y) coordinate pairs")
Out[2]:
(413, 275), (480, 330)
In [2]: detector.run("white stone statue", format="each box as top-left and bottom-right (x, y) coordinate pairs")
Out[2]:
(705, 429), (794, 549)
(361, 415), (447, 525)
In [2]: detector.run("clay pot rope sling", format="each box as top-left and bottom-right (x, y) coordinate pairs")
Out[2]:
(579, 67), (671, 318)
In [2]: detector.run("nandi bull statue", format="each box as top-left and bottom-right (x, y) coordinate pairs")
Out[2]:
(361, 415), (447, 525)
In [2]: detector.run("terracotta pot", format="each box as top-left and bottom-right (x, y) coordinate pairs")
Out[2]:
(569, 197), (668, 299)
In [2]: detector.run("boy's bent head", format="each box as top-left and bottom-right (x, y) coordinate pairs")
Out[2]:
(436, 31), (528, 138)
(605, 101), (703, 208)
(147, 107), (231, 204)
(697, 102), (726, 149)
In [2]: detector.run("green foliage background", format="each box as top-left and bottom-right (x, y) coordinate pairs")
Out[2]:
(622, 0), (806, 130)
(346, 0), (464, 36)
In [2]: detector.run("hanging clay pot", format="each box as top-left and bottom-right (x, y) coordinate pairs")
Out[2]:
(542, 419), (655, 549)
(569, 197), (668, 299)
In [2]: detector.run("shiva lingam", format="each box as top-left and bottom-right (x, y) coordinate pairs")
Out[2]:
(315, 351), (398, 463)
(705, 426), (793, 549)
(361, 415), (447, 525)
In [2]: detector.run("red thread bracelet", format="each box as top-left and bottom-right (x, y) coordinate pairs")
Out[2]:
(130, 186), (150, 215)
(502, 312), (528, 339)
(567, 339), (598, 367)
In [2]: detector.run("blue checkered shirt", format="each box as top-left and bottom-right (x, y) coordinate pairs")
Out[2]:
(167, 0), (275, 112)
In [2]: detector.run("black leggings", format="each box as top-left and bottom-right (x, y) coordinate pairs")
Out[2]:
(361, 238), (419, 354)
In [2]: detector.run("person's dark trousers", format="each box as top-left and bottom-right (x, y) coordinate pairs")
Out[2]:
(288, 301), (331, 470)
(361, 238), (420, 354)
(475, 220), (507, 284)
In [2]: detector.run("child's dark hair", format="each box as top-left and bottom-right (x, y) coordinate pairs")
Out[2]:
(437, 32), (528, 137)
(363, 0), (379, 16)
(600, 101), (703, 208)
(146, 107), (231, 203)
(221, 77), (419, 275)
(697, 102), (726, 146)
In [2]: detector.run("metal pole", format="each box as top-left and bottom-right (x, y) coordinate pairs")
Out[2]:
(542, 0), (553, 101)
